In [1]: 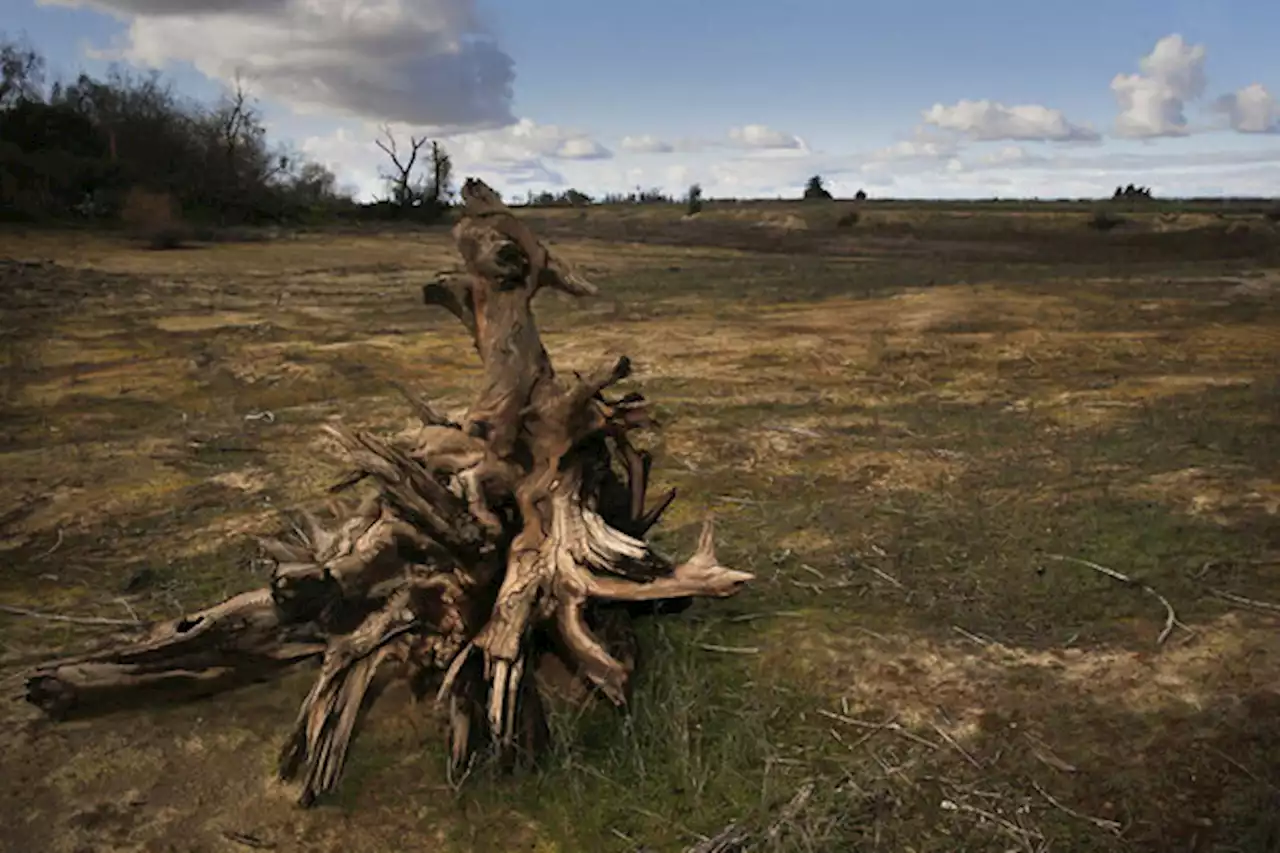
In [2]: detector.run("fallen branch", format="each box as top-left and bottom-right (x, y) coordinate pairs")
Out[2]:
(0, 603), (143, 629)
(1210, 588), (1280, 613)
(1040, 553), (1188, 645)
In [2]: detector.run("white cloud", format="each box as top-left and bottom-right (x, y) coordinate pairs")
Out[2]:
(552, 136), (612, 160)
(866, 138), (957, 163)
(620, 134), (674, 153)
(41, 0), (516, 131)
(727, 124), (804, 150)
(664, 164), (692, 189)
(1111, 34), (1208, 138)
(977, 145), (1042, 166)
(441, 118), (610, 163)
(923, 99), (1098, 142)
(1213, 83), (1280, 134)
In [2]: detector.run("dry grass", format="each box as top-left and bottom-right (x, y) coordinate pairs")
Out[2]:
(1, 207), (1278, 852)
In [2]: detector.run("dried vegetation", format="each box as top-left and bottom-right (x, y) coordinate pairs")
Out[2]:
(1, 198), (1278, 852)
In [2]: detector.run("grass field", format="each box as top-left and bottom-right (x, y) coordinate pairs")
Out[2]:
(1, 202), (1279, 852)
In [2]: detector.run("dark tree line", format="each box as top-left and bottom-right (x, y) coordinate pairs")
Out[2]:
(1113, 184), (1154, 201)
(522, 187), (676, 207)
(0, 34), (356, 224)
(0, 33), (458, 227)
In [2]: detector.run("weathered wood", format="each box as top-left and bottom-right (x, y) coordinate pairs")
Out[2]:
(21, 178), (753, 807)
(25, 590), (326, 719)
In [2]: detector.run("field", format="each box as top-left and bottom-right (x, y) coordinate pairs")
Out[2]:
(1, 200), (1279, 852)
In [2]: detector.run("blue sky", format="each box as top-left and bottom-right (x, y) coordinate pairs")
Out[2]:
(8, 0), (1280, 200)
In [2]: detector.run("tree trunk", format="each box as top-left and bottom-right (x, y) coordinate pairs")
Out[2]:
(21, 177), (754, 806)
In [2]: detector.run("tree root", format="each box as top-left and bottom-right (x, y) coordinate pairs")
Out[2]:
(21, 177), (753, 806)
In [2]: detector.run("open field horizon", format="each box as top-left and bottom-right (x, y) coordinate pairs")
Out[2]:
(2, 202), (1279, 852)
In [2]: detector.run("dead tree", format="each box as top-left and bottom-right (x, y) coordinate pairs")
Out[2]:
(428, 140), (452, 208)
(21, 178), (754, 806)
(375, 124), (428, 212)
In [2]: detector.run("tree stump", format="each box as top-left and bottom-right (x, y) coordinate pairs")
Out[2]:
(20, 178), (753, 806)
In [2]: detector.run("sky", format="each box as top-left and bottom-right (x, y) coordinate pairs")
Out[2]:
(8, 0), (1280, 201)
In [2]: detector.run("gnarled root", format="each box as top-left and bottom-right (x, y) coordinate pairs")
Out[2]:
(20, 177), (755, 807)
(24, 590), (326, 720)
(441, 458), (753, 752)
(279, 572), (469, 805)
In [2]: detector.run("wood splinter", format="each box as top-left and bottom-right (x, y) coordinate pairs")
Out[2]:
(18, 177), (753, 807)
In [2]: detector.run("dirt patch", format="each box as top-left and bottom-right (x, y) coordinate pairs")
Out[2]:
(153, 312), (268, 333)
(1126, 466), (1280, 526)
(775, 613), (1278, 736)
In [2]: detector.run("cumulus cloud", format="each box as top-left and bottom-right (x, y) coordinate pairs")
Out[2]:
(1111, 34), (1207, 138)
(40, 0), (516, 131)
(42, 0), (278, 12)
(619, 134), (674, 154)
(866, 138), (956, 162)
(553, 137), (611, 160)
(451, 118), (610, 161)
(977, 145), (1042, 166)
(727, 124), (804, 150)
(923, 99), (1098, 142)
(1213, 83), (1280, 133)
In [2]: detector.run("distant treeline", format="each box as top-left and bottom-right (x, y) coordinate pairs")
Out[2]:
(517, 175), (1277, 212)
(0, 33), (463, 227)
(0, 35), (363, 225)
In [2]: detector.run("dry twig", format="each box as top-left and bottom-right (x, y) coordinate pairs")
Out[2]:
(1210, 588), (1280, 613)
(0, 604), (143, 629)
(865, 564), (904, 589)
(697, 643), (760, 655)
(929, 720), (982, 768)
(36, 528), (64, 560)
(818, 708), (940, 750)
(1031, 780), (1122, 834)
(1041, 553), (1188, 645)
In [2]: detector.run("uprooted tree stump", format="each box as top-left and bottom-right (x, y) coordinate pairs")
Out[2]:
(21, 178), (754, 806)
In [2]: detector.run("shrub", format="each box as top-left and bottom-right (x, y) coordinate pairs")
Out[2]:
(836, 211), (859, 228)
(1088, 210), (1124, 232)
(685, 183), (703, 216)
(120, 186), (187, 249)
(803, 175), (833, 201)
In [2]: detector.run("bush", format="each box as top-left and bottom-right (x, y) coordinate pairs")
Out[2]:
(685, 183), (703, 216)
(120, 186), (187, 249)
(803, 175), (833, 201)
(1264, 205), (1280, 223)
(835, 211), (859, 228)
(1088, 210), (1124, 232)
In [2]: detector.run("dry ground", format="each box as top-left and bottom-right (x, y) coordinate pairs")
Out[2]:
(1, 204), (1279, 852)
